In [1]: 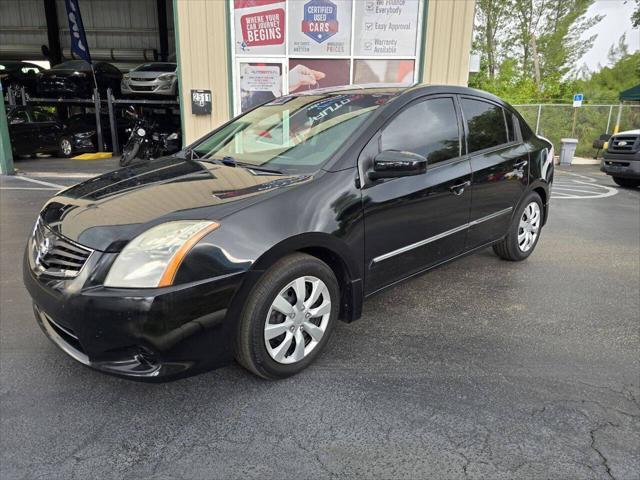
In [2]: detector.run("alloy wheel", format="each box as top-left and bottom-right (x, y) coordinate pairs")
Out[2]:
(61, 139), (72, 156)
(518, 202), (541, 252)
(264, 276), (331, 364)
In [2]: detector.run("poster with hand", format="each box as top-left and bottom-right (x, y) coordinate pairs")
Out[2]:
(354, 0), (420, 56)
(234, 0), (286, 55)
(288, 0), (352, 56)
(288, 59), (350, 92)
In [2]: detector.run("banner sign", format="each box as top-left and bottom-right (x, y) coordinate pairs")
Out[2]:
(289, 0), (351, 55)
(354, 0), (420, 56)
(64, 0), (91, 62)
(234, 0), (286, 55)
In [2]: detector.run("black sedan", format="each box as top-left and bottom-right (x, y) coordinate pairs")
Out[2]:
(59, 113), (132, 157)
(37, 60), (122, 98)
(0, 61), (44, 98)
(24, 85), (554, 381)
(8, 106), (63, 157)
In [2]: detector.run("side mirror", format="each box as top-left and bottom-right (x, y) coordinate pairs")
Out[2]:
(369, 150), (427, 181)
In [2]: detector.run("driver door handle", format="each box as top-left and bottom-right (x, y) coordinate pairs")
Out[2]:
(449, 180), (471, 195)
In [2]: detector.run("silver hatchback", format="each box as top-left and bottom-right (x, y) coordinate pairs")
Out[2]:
(121, 62), (177, 97)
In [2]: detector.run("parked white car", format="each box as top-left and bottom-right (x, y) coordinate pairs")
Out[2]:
(121, 62), (177, 97)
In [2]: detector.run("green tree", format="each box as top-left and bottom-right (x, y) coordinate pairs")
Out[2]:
(470, 0), (603, 102)
(631, 0), (640, 28)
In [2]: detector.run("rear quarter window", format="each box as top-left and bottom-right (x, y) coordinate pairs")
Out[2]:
(461, 98), (508, 153)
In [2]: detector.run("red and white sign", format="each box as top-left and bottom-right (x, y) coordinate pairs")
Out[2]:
(234, 0), (286, 55)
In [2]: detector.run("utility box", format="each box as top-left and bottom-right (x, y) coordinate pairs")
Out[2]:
(559, 138), (579, 165)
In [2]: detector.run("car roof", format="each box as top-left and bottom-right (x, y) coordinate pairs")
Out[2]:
(292, 83), (512, 107)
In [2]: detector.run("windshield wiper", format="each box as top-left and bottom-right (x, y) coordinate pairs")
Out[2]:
(201, 156), (283, 175)
(180, 147), (200, 160)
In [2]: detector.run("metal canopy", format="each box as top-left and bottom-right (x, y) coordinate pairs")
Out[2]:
(619, 84), (640, 102)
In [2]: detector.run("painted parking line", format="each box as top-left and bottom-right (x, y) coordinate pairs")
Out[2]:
(25, 171), (95, 179)
(0, 175), (64, 191)
(551, 171), (618, 200)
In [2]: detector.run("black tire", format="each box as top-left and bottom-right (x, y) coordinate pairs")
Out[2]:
(493, 191), (543, 261)
(612, 177), (640, 188)
(235, 253), (340, 379)
(120, 141), (140, 166)
(58, 136), (73, 158)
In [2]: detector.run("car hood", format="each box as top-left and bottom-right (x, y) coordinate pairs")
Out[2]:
(40, 157), (312, 252)
(613, 129), (640, 136)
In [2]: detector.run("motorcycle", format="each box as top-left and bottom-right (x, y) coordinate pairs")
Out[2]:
(119, 110), (181, 167)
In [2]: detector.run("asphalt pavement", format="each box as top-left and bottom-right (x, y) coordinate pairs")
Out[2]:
(1, 159), (638, 480)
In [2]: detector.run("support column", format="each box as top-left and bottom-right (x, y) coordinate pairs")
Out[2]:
(44, 0), (62, 65)
(0, 84), (15, 175)
(157, 0), (169, 62)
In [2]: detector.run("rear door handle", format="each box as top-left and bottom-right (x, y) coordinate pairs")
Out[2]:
(449, 180), (471, 195)
(514, 160), (528, 169)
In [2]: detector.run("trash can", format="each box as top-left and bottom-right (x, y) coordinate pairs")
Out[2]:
(559, 138), (579, 165)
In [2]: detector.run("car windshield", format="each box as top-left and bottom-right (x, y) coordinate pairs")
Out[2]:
(52, 60), (90, 71)
(193, 91), (395, 174)
(134, 63), (176, 72)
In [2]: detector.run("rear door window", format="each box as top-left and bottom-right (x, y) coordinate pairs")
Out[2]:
(381, 97), (461, 164)
(32, 109), (56, 122)
(461, 98), (508, 153)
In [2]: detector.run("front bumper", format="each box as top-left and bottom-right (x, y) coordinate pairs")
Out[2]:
(24, 250), (246, 381)
(121, 77), (177, 96)
(601, 151), (640, 179)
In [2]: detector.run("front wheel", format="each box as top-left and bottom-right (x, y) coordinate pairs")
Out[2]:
(119, 141), (140, 166)
(235, 253), (339, 379)
(612, 177), (640, 188)
(58, 137), (73, 158)
(493, 191), (543, 261)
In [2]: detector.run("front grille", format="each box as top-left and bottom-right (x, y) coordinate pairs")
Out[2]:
(35, 306), (89, 365)
(129, 85), (155, 91)
(32, 218), (93, 278)
(608, 135), (639, 153)
(43, 311), (84, 353)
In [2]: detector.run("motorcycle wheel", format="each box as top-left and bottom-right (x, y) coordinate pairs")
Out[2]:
(120, 142), (140, 167)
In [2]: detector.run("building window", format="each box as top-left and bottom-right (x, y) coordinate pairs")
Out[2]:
(230, 0), (425, 114)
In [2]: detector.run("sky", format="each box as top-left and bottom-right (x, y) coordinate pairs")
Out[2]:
(579, 0), (639, 71)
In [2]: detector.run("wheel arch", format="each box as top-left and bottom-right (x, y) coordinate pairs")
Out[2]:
(529, 180), (550, 226)
(248, 233), (364, 323)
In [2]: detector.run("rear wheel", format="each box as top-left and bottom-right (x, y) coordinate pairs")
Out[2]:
(493, 191), (543, 261)
(612, 177), (640, 188)
(235, 253), (339, 379)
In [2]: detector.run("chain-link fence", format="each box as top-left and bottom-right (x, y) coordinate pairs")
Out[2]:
(513, 104), (640, 158)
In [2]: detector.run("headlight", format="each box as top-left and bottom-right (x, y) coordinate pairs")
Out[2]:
(76, 131), (94, 138)
(167, 132), (178, 140)
(137, 128), (146, 136)
(157, 73), (175, 81)
(104, 221), (219, 288)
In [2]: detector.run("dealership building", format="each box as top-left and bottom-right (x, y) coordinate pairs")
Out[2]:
(1, 0), (475, 165)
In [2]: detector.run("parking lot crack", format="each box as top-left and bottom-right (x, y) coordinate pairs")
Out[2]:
(589, 423), (618, 480)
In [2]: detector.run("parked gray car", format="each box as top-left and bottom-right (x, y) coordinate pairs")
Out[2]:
(121, 62), (177, 97)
